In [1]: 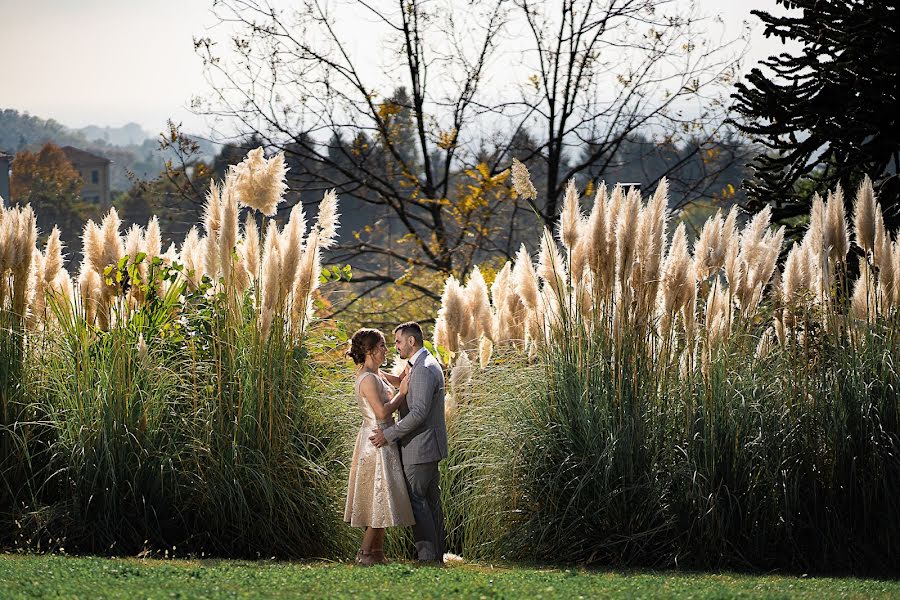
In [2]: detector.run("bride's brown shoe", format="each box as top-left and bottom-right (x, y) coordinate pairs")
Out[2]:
(355, 550), (375, 566)
(371, 550), (390, 565)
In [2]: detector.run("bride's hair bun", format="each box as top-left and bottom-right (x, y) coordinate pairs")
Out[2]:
(346, 328), (385, 365)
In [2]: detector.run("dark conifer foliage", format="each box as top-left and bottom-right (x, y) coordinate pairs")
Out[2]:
(731, 0), (900, 231)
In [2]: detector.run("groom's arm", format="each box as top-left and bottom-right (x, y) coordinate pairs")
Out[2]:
(382, 367), (436, 444)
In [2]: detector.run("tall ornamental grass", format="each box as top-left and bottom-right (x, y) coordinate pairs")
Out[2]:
(0, 149), (355, 558)
(435, 168), (899, 573)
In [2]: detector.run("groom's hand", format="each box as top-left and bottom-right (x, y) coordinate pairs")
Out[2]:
(370, 428), (388, 447)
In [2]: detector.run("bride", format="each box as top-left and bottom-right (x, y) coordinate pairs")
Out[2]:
(344, 328), (415, 565)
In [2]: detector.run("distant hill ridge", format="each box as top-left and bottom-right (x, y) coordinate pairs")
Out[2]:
(0, 108), (218, 192)
(0, 108), (88, 153)
(0, 109), (154, 153)
(77, 122), (151, 146)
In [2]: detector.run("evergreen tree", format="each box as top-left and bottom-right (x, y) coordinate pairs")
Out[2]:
(731, 0), (900, 231)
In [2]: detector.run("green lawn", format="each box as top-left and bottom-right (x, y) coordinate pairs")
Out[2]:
(1, 554), (898, 599)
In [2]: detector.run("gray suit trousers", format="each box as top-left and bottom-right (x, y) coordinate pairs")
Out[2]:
(402, 459), (445, 562)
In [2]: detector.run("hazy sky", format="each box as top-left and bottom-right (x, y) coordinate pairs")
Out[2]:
(1, 0), (790, 135)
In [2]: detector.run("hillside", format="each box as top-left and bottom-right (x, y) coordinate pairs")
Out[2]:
(1, 108), (217, 192)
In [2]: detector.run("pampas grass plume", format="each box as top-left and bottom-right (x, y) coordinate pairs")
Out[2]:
(824, 186), (849, 261)
(43, 226), (63, 284)
(219, 185), (239, 283)
(513, 245), (539, 311)
(851, 256), (876, 322)
(437, 275), (465, 353)
(145, 216), (162, 260)
(538, 228), (567, 300)
(559, 179), (581, 251)
(854, 177), (876, 256)
(98, 207), (123, 273)
(203, 181), (222, 279)
(661, 222), (692, 317)
(279, 203), (306, 293)
(479, 336), (493, 369)
(260, 220), (282, 313)
(317, 190), (340, 249)
(511, 159), (537, 200)
(242, 213), (261, 280)
(465, 266), (493, 342)
(231, 148), (287, 217)
(450, 351), (472, 393)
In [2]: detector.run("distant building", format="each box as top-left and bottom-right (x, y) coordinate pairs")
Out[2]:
(62, 146), (111, 207)
(0, 151), (11, 202)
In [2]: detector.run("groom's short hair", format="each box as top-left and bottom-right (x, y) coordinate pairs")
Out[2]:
(394, 321), (424, 346)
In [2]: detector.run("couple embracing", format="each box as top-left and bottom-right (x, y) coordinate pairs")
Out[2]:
(344, 321), (448, 566)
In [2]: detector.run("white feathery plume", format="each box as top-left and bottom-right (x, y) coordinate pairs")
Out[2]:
(465, 265), (493, 342)
(558, 179), (581, 252)
(316, 190), (340, 249)
(260, 220), (282, 310)
(877, 237), (896, 311)
(124, 224), (143, 275)
(98, 207), (124, 275)
(586, 184), (608, 286)
(241, 212), (261, 280)
(510, 158), (537, 200)
(537, 227), (568, 302)
(824, 186), (849, 262)
(12, 205), (37, 317)
(873, 204), (889, 269)
(82, 220), (103, 272)
(291, 229), (321, 333)
(450, 351), (473, 393)
(144, 216), (162, 260)
(644, 178), (669, 285)
(853, 177), (876, 256)
(219, 183), (239, 283)
(279, 203), (307, 291)
(615, 188), (640, 288)
(512, 244), (539, 311)
(660, 222), (693, 324)
(27, 249), (46, 329)
(692, 211), (722, 282)
(435, 275), (466, 353)
(42, 226), (63, 284)
(179, 227), (202, 287)
(851, 256), (877, 323)
(479, 337), (493, 369)
(78, 264), (103, 325)
(230, 148), (288, 217)
(490, 262), (512, 342)
(203, 181), (222, 280)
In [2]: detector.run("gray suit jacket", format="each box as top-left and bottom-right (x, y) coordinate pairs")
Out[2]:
(383, 349), (448, 464)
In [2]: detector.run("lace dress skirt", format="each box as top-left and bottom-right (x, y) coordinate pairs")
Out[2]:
(344, 418), (416, 528)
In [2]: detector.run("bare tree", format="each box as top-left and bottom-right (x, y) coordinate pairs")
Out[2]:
(195, 0), (512, 304)
(192, 0), (746, 310)
(491, 0), (748, 225)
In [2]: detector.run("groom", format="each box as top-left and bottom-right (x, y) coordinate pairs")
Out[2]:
(370, 321), (448, 564)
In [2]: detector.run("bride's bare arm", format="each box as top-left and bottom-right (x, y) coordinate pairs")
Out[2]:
(382, 374), (410, 414)
(360, 375), (394, 421)
(380, 365), (409, 388)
